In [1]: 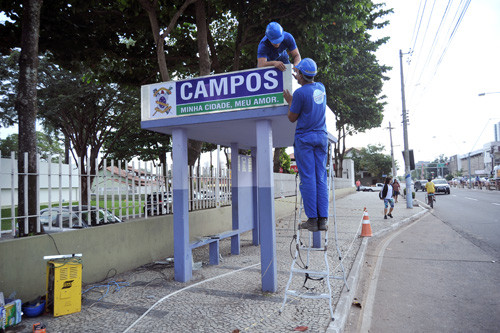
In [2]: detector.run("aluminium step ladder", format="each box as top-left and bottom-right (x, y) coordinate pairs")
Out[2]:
(279, 147), (349, 320)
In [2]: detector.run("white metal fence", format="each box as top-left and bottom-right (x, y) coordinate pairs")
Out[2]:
(0, 152), (231, 238)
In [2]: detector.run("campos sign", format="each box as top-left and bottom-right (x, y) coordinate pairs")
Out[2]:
(141, 66), (292, 120)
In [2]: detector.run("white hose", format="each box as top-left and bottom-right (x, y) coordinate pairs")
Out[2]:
(123, 263), (260, 332)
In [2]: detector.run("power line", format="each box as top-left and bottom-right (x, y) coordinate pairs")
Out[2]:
(416, 0), (452, 84)
(404, 0), (471, 110)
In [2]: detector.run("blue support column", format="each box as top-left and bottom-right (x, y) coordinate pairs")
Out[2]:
(251, 147), (259, 246)
(231, 143), (241, 255)
(209, 240), (220, 265)
(256, 120), (277, 292)
(313, 231), (321, 248)
(172, 128), (192, 282)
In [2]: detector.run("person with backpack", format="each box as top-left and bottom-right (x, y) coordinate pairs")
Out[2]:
(381, 177), (395, 219)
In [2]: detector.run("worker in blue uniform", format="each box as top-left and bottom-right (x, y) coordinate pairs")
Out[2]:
(257, 22), (301, 71)
(283, 58), (328, 232)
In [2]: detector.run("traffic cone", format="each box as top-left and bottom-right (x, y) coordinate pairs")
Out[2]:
(361, 208), (372, 237)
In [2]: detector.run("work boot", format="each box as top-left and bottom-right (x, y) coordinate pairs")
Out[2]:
(318, 217), (328, 231)
(299, 218), (319, 232)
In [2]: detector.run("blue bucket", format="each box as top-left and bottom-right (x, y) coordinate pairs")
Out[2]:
(22, 299), (46, 317)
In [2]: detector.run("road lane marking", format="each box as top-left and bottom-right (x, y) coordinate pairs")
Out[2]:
(465, 197), (478, 201)
(492, 203), (500, 206)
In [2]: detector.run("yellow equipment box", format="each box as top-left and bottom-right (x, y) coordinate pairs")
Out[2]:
(46, 258), (82, 317)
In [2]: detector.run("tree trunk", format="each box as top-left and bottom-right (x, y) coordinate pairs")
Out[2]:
(185, 0), (210, 168)
(206, 22), (221, 73)
(139, 0), (196, 82)
(64, 135), (70, 164)
(232, 16), (243, 71)
(196, 0), (210, 76)
(273, 148), (281, 173)
(335, 125), (346, 178)
(16, 0), (43, 236)
(223, 147), (230, 169)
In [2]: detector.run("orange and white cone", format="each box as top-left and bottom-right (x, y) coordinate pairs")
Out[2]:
(361, 208), (372, 237)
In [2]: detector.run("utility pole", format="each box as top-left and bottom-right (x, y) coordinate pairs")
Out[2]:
(400, 49), (413, 208)
(387, 122), (396, 177)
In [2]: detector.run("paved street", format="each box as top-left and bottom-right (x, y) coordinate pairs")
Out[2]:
(345, 188), (500, 333)
(417, 187), (500, 258)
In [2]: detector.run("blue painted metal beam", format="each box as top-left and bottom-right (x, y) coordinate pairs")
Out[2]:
(251, 147), (259, 246)
(172, 128), (192, 282)
(231, 142), (241, 255)
(256, 120), (277, 292)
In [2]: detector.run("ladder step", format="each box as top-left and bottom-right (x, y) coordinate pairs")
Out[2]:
(286, 290), (330, 299)
(298, 246), (327, 251)
(292, 268), (329, 277)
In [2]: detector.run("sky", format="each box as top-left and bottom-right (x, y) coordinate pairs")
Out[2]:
(349, 0), (500, 174)
(2, 1), (500, 174)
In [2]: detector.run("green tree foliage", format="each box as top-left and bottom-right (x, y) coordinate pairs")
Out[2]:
(1, 0), (391, 179)
(290, 1), (391, 177)
(0, 132), (64, 161)
(351, 144), (393, 178)
(0, 52), (19, 127)
(38, 68), (139, 204)
(1, 50), (139, 203)
(280, 149), (293, 174)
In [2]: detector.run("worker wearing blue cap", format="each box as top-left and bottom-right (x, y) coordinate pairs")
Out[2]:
(257, 22), (301, 71)
(283, 58), (328, 232)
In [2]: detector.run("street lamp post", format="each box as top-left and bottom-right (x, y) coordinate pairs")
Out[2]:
(400, 49), (413, 208)
(388, 122), (396, 177)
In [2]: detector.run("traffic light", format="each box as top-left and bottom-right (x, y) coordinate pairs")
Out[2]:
(409, 150), (415, 170)
(401, 149), (415, 170)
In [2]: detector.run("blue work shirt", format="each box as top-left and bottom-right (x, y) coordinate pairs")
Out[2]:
(257, 32), (297, 63)
(289, 82), (327, 136)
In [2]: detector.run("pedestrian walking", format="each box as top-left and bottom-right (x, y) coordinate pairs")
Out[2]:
(356, 179), (361, 191)
(382, 177), (394, 219)
(257, 22), (301, 71)
(392, 179), (400, 203)
(283, 58), (328, 232)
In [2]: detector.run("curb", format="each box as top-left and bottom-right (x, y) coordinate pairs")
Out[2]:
(326, 207), (428, 333)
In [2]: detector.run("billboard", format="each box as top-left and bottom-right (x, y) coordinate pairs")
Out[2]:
(141, 66), (292, 121)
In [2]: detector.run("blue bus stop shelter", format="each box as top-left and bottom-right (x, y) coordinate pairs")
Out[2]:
(141, 65), (336, 292)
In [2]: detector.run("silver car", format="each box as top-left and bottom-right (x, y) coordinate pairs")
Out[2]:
(432, 179), (451, 194)
(40, 206), (122, 232)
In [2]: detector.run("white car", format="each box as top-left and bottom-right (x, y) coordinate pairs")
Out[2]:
(359, 183), (384, 192)
(432, 179), (451, 194)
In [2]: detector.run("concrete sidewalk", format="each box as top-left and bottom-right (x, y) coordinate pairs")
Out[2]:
(343, 206), (500, 333)
(16, 190), (425, 333)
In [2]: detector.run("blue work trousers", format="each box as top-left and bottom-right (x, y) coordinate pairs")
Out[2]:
(294, 131), (329, 219)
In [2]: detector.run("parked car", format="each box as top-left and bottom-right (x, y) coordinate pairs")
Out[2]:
(40, 205), (122, 232)
(359, 183), (383, 192)
(414, 180), (428, 192)
(359, 185), (374, 192)
(432, 179), (451, 194)
(143, 192), (172, 216)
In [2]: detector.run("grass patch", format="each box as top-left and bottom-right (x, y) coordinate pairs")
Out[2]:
(1, 200), (144, 231)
